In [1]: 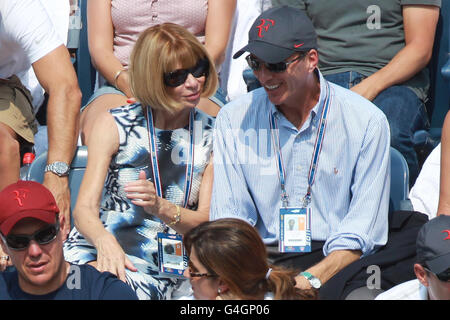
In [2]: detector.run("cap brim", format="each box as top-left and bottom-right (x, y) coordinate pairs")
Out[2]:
(427, 252), (450, 274)
(0, 210), (58, 236)
(233, 41), (294, 63)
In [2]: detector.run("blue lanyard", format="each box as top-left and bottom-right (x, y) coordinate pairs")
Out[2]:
(270, 83), (331, 208)
(146, 107), (195, 209)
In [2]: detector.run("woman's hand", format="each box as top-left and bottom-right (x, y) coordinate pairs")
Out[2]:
(93, 232), (137, 282)
(0, 247), (12, 272)
(125, 171), (162, 215)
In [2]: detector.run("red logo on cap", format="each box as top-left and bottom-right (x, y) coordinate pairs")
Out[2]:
(443, 230), (450, 240)
(256, 19), (275, 38)
(12, 188), (29, 207)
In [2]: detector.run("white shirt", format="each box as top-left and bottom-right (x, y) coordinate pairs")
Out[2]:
(219, 0), (272, 101)
(409, 143), (440, 219)
(0, 0), (63, 107)
(375, 279), (428, 300)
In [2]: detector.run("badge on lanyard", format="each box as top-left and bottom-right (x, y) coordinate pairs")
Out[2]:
(279, 207), (311, 253)
(147, 107), (194, 277)
(157, 233), (188, 277)
(270, 82), (331, 254)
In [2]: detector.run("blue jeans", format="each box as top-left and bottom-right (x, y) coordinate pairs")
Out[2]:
(324, 71), (429, 186)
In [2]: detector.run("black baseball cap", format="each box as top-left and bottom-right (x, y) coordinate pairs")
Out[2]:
(416, 215), (450, 274)
(233, 6), (317, 63)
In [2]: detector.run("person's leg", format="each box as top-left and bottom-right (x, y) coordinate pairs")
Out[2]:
(372, 86), (428, 186)
(0, 77), (37, 191)
(266, 241), (325, 271)
(0, 124), (20, 191)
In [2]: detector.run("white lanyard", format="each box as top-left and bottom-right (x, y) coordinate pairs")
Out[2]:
(269, 82), (331, 208)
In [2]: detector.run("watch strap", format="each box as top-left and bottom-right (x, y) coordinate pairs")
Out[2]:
(300, 271), (321, 288)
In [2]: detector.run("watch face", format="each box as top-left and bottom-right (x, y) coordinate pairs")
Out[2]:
(53, 162), (69, 175)
(311, 278), (321, 289)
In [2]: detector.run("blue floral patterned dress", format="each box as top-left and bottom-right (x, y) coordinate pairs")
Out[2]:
(63, 103), (214, 300)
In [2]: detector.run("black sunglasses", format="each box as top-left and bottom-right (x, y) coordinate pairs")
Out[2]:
(188, 261), (217, 278)
(424, 267), (450, 282)
(1, 222), (60, 251)
(245, 53), (306, 73)
(164, 59), (209, 87)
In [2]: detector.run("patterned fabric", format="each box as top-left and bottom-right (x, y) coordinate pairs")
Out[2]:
(64, 103), (214, 300)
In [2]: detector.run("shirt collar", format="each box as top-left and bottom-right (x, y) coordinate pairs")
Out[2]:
(270, 69), (329, 126)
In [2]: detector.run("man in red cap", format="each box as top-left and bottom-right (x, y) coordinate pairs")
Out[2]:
(0, 180), (137, 299)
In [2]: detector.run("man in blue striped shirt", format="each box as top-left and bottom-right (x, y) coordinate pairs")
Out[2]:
(211, 6), (391, 295)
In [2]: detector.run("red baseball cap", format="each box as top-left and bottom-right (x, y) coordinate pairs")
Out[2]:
(0, 180), (59, 236)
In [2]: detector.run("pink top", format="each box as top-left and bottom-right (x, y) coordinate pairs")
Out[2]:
(111, 0), (208, 68)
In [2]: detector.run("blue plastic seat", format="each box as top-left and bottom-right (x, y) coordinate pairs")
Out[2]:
(24, 146), (88, 219)
(413, 1), (450, 164)
(390, 147), (413, 212)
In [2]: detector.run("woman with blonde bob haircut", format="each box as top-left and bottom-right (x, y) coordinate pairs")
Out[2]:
(183, 218), (318, 300)
(130, 23), (218, 114)
(64, 23), (217, 300)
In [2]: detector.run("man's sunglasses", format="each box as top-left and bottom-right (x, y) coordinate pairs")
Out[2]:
(164, 59), (209, 87)
(1, 222), (60, 251)
(245, 53), (306, 73)
(425, 267), (450, 282)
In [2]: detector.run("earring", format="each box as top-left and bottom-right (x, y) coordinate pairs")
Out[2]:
(217, 288), (222, 295)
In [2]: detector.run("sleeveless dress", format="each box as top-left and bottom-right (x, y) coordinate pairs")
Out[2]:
(64, 103), (214, 300)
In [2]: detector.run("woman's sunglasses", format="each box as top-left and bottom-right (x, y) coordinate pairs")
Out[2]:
(245, 53), (306, 73)
(164, 59), (209, 87)
(187, 261), (217, 278)
(1, 222), (60, 251)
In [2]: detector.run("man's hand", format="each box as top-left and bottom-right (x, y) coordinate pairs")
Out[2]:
(350, 77), (380, 102)
(295, 274), (313, 290)
(43, 173), (71, 240)
(0, 247), (12, 272)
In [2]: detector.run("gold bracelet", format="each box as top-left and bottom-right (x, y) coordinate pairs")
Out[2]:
(113, 69), (126, 89)
(167, 204), (181, 227)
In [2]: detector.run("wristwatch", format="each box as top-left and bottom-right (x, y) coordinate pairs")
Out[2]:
(44, 161), (70, 177)
(300, 271), (322, 289)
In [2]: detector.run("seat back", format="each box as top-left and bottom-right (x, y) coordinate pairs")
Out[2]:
(390, 147), (413, 212)
(75, 0), (96, 106)
(24, 146), (88, 216)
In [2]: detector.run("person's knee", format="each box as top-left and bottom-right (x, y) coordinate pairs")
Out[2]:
(0, 125), (20, 160)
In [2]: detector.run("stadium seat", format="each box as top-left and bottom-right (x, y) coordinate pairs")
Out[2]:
(413, 1), (450, 166)
(23, 146), (89, 226)
(390, 147), (413, 213)
(73, 0), (96, 106)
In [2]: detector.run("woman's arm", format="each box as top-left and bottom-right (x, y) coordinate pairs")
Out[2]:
(87, 0), (132, 97)
(204, 0), (237, 66)
(125, 158), (214, 234)
(73, 111), (136, 281)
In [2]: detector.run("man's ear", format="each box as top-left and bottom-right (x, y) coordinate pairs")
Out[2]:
(414, 263), (429, 287)
(306, 49), (319, 72)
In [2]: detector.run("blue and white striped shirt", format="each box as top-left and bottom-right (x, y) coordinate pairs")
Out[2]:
(210, 70), (390, 256)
